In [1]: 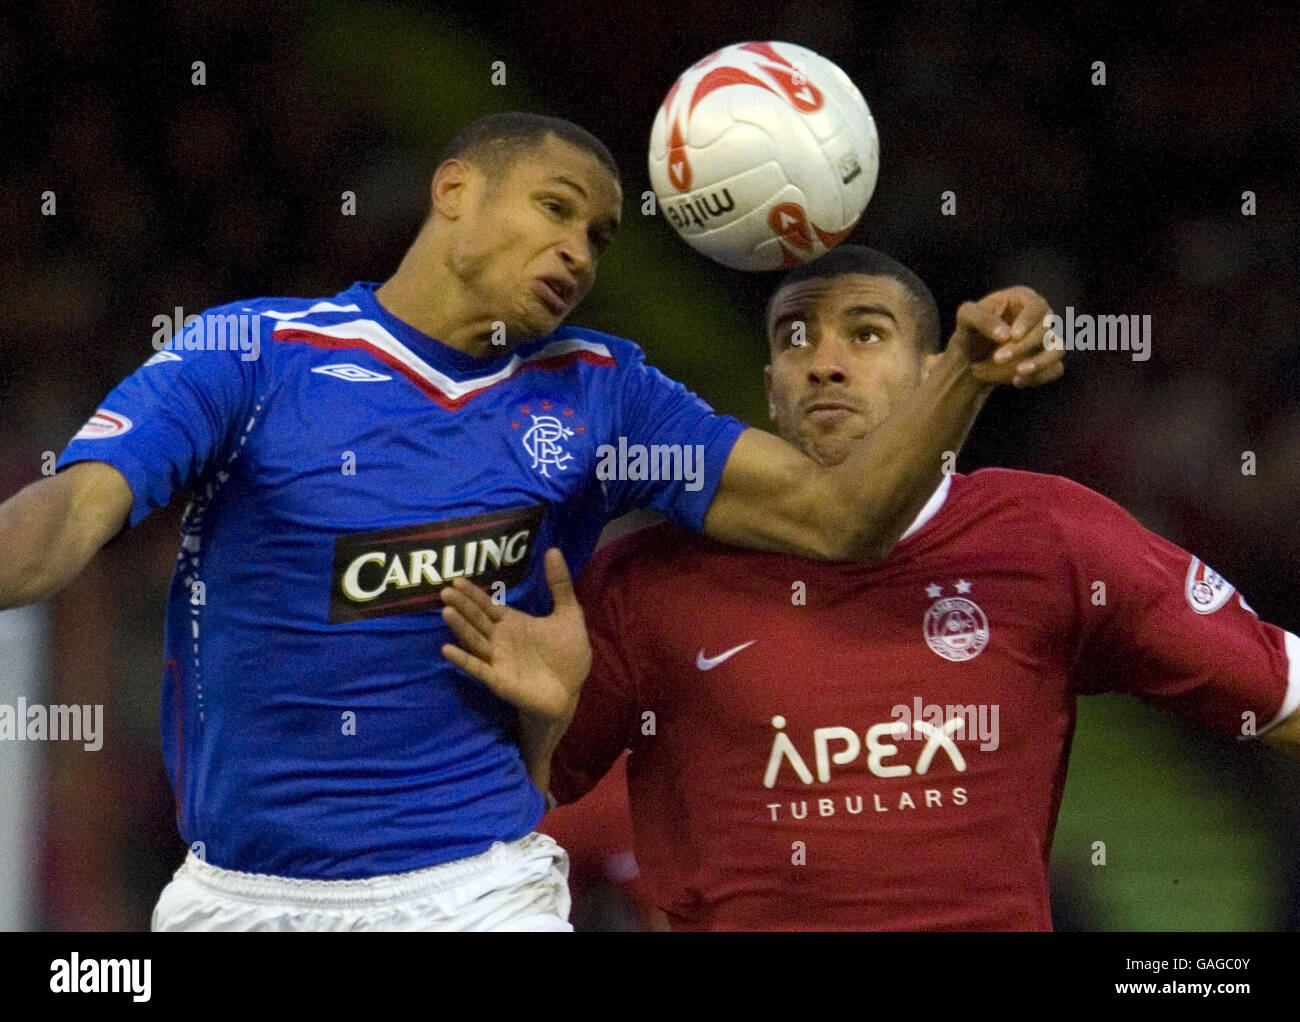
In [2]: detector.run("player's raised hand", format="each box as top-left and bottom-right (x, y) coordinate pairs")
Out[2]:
(950, 286), (1064, 388)
(439, 548), (592, 724)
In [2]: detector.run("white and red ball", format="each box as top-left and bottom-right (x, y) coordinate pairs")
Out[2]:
(649, 41), (879, 271)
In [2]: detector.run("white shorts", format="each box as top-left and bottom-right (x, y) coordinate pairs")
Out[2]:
(151, 832), (572, 932)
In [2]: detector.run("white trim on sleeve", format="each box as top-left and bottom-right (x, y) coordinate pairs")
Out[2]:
(1256, 630), (1300, 736)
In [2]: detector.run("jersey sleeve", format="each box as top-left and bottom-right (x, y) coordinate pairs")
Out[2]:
(603, 345), (747, 532)
(1045, 475), (1300, 738)
(549, 541), (645, 805)
(57, 325), (260, 529)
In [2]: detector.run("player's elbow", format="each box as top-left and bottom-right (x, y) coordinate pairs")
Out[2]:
(0, 543), (77, 610)
(791, 502), (894, 563)
(805, 480), (898, 563)
(822, 516), (895, 564)
(764, 458), (896, 562)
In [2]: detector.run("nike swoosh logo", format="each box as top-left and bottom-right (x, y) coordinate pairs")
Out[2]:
(696, 640), (756, 671)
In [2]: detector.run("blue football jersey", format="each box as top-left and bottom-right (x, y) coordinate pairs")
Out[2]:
(57, 281), (746, 879)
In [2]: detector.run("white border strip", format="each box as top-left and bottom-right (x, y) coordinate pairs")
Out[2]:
(253, 302), (361, 321)
(275, 317), (611, 399)
(900, 473), (952, 542)
(1257, 630), (1300, 736)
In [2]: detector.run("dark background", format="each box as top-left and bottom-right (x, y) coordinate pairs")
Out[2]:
(1, 0), (1297, 930)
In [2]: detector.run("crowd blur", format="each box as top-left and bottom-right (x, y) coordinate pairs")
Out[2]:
(2, 0), (1297, 930)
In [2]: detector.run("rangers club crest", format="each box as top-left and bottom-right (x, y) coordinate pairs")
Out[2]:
(1185, 557), (1235, 614)
(923, 580), (990, 662)
(511, 401), (584, 478)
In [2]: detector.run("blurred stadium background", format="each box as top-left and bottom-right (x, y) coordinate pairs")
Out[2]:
(1, 0), (1298, 931)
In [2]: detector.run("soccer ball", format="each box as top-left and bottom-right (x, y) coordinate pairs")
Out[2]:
(648, 41), (879, 272)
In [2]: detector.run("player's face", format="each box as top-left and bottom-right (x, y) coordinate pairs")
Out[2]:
(455, 137), (622, 338)
(764, 274), (939, 467)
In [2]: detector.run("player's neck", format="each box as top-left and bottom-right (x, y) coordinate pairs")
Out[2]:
(376, 242), (507, 360)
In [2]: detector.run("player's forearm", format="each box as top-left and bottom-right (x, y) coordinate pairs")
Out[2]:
(0, 468), (127, 609)
(516, 705), (577, 796)
(816, 347), (990, 561)
(0, 482), (80, 608)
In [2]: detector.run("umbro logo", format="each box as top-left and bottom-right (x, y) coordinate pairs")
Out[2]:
(312, 363), (393, 382)
(696, 640), (756, 671)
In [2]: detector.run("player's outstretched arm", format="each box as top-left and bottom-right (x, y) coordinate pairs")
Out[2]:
(0, 461), (132, 610)
(438, 549), (592, 793)
(705, 287), (1061, 562)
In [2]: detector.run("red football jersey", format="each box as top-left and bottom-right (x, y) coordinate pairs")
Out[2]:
(550, 469), (1298, 931)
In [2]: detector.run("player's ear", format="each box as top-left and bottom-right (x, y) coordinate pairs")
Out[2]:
(431, 159), (470, 220)
(763, 364), (777, 421)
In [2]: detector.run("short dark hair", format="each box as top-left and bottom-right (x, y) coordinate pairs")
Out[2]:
(436, 112), (620, 184)
(766, 245), (941, 354)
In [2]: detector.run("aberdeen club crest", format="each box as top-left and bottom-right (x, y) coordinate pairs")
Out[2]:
(923, 580), (990, 662)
